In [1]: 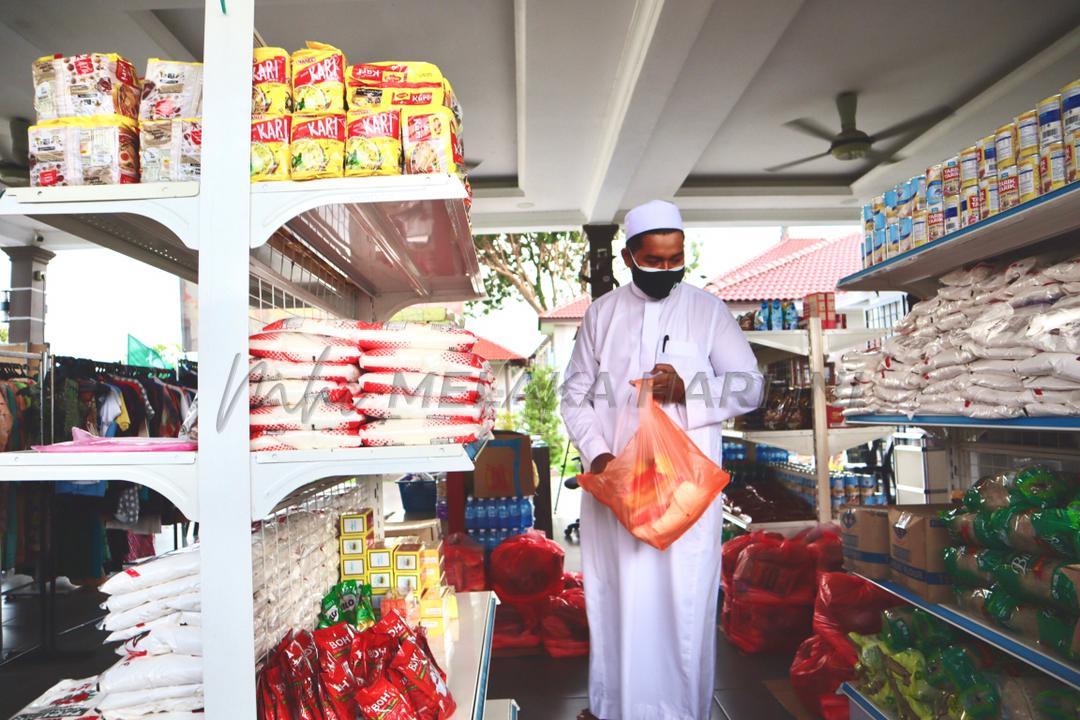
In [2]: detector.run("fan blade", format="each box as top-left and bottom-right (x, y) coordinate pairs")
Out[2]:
(783, 118), (836, 142)
(870, 107), (952, 142)
(836, 91), (858, 132)
(765, 150), (833, 173)
(864, 148), (900, 165)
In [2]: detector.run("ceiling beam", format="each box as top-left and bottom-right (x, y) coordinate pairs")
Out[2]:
(622, 0), (805, 210)
(513, 0), (528, 195)
(851, 23), (1080, 199)
(581, 0), (715, 223)
(126, 10), (199, 61)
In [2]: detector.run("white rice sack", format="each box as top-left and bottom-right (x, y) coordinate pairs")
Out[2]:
(837, 369), (875, 384)
(248, 402), (366, 432)
(1025, 403), (1076, 417)
(164, 593), (200, 612)
(103, 574), (200, 614)
(19, 677), (101, 711)
(105, 613), (182, 644)
(355, 418), (488, 447)
(873, 386), (917, 404)
(917, 397), (967, 415)
(1043, 256), (1080, 283)
(832, 385), (867, 400)
(923, 347), (975, 371)
(963, 403), (1024, 420)
(120, 625), (202, 658)
(967, 373), (1024, 391)
(248, 378), (355, 407)
(102, 594), (195, 633)
(248, 358), (360, 383)
(969, 359), (1019, 375)
(354, 393), (495, 422)
(99, 655), (203, 694)
(830, 397), (869, 409)
(249, 429), (364, 452)
(249, 332), (361, 364)
(962, 386), (1033, 407)
(881, 338), (925, 365)
(938, 285), (973, 301)
(941, 264), (995, 287)
(100, 549), (200, 597)
(1023, 377), (1080, 391)
(261, 317), (478, 351)
(97, 684), (203, 711)
(179, 612), (201, 626)
(1028, 388), (1080, 408)
(355, 371), (493, 402)
(925, 365), (966, 382)
(1008, 282), (1065, 309)
(843, 405), (877, 417)
(1003, 258), (1039, 283)
(925, 375), (970, 396)
(964, 344), (1038, 361)
(100, 695), (203, 720)
(358, 348), (491, 379)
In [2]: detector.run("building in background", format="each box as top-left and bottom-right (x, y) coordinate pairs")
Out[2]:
(472, 336), (541, 414)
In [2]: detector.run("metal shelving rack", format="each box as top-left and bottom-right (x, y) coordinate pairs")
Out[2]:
(731, 323), (893, 521)
(0, 3), (495, 718)
(834, 173), (1080, 697)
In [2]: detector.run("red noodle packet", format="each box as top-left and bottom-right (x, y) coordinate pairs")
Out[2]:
(355, 675), (418, 720)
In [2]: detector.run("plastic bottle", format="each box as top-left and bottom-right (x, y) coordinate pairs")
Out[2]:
(485, 498), (498, 529)
(508, 495), (521, 531)
(520, 496), (534, 529)
(465, 496), (477, 531)
(497, 497), (510, 529)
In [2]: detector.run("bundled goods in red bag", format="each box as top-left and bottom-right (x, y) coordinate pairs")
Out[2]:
(443, 532), (486, 592)
(491, 602), (543, 656)
(541, 587), (589, 658)
(562, 572), (584, 590)
(578, 383), (731, 550)
(489, 531), (565, 606)
(790, 634), (854, 720)
(721, 531), (782, 591)
(795, 524), (844, 575)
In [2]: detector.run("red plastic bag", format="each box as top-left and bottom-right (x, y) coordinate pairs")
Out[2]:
(812, 572), (901, 665)
(577, 387), (731, 550)
(492, 603), (542, 656)
(721, 531), (782, 591)
(443, 532), (486, 592)
(541, 588), (589, 658)
(806, 531), (844, 576)
(562, 572), (584, 590)
(732, 539), (817, 604)
(790, 634), (853, 720)
(722, 592), (814, 653)
(489, 531), (565, 605)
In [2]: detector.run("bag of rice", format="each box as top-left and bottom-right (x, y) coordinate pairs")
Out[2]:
(249, 332), (361, 363)
(99, 654), (203, 694)
(357, 418), (488, 447)
(250, 428), (364, 452)
(354, 393), (493, 422)
(248, 358), (360, 383)
(249, 402), (366, 432)
(262, 318), (477, 351)
(100, 549), (200, 597)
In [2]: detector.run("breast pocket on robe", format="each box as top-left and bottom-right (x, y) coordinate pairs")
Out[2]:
(659, 340), (713, 403)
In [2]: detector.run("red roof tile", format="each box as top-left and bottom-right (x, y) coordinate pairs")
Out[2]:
(472, 337), (527, 362)
(705, 234), (862, 301)
(538, 295), (591, 321)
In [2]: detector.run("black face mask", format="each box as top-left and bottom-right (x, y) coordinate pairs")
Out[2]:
(629, 255), (684, 300)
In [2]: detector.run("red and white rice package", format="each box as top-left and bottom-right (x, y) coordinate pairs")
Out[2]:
(358, 347), (491, 380)
(249, 402), (366, 431)
(262, 318), (477, 351)
(120, 625), (203, 658)
(353, 393), (493, 422)
(96, 683), (203, 715)
(250, 428), (364, 452)
(356, 418), (488, 447)
(250, 331), (362, 363)
(249, 358), (360, 383)
(356, 371), (491, 404)
(249, 378), (356, 407)
(99, 548), (200, 596)
(98, 654), (203, 694)
(8, 677), (102, 720)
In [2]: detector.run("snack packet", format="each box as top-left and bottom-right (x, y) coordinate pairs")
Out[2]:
(251, 115), (291, 182)
(355, 675), (417, 720)
(292, 42), (345, 114)
(388, 637), (456, 720)
(140, 59), (203, 120)
(29, 116), (139, 187)
(253, 47), (291, 115)
(290, 113), (345, 180)
(402, 106), (461, 176)
(345, 109), (402, 177)
(33, 52), (140, 121)
(280, 630), (323, 720)
(140, 118), (201, 182)
(313, 622), (359, 719)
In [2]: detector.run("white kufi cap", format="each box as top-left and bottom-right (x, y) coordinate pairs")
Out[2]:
(624, 199), (683, 240)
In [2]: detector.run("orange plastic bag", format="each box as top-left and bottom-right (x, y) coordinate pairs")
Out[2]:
(577, 387), (730, 550)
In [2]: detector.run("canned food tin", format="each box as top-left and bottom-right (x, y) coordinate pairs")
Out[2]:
(995, 123), (1017, 167)
(998, 164), (1020, 211)
(843, 473), (858, 488)
(960, 146), (979, 186)
(831, 486), (845, 500)
(873, 228), (886, 265)
(872, 194), (886, 230)
(1039, 141), (1066, 194)
(898, 216), (913, 253)
(887, 220), (899, 258)
(831, 475), (845, 491)
(1018, 152), (1040, 203)
(845, 488), (860, 504)
(859, 487), (874, 501)
(942, 155), (961, 197)
(1038, 94), (1063, 148)
(978, 135), (997, 180)
(978, 176), (999, 220)
(912, 210), (928, 246)
(913, 174), (927, 212)
(859, 474), (876, 489)
(897, 181), (913, 220)
(1067, 130), (1079, 184)
(1017, 109), (1039, 159)
(1064, 79), (1080, 136)
(943, 195), (960, 234)
(925, 163), (943, 206)
(960, 183), (981, 228)
(862, 233), (873, 267)
(927, 204), (945, 242)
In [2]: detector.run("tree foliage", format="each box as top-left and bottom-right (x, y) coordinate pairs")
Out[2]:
(471, 231), (589, 314)
(519, 364), (566, 472)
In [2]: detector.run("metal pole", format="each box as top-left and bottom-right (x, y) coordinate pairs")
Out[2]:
(809, 316), (832, 522)
(583, 224), (618, 299)
(197, 1), (257, 717)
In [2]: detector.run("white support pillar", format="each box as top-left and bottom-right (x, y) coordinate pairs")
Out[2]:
(809, 316), (832, 522)
(197, 1), (256, 718)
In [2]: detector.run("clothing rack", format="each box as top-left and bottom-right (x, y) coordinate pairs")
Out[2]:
(52, 355), (180, 383)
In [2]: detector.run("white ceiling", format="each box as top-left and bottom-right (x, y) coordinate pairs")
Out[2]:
(0, 0), (1078, 242)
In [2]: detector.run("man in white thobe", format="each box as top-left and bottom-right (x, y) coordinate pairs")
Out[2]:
(561, 200), (763, 720)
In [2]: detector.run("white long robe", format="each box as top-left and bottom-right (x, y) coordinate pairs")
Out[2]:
(560, 282), (763, 720)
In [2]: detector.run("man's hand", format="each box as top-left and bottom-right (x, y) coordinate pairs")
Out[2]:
(647, 363), (686, 404)
(590, 453), (615, 474)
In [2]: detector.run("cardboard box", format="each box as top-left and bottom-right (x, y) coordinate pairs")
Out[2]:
(420, 544), (443, 568)
(394, 572), (421, 593)
(370, 571), (393, 593)
(385, 519), (441, 545)
(420, 565), (443, 590)
(341, 509), (375, 537)
(472, 431), (535, 498)
(341, 536), (371, 557)
(366, 541), (393, 571)
(888, 504), (954, 603)
(803, 292), (836, 319)
(341, 557), (367, 578)
(840, 506), (890, 580)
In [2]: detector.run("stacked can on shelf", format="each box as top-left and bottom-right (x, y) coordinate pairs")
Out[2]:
(1066, 79), (1080, 183)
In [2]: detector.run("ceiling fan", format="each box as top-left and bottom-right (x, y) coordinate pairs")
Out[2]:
(765, 91), (951, 173)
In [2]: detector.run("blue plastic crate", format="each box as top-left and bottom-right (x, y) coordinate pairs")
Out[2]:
(396, 476), (437, 514)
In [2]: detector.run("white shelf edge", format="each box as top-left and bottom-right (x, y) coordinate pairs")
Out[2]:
(5, 182), (200, 203)
(743, 330), (810, 357)
(856, 574), (1080, 689)
(250, 444), (475, 518)
(0, 451), (199, 521)
(440, 591), (497, 720)
(722, 427), (890, 456)
(484, 699), (520, 720)
(822, 327), (887, 355)
(840, 683), (893, 720)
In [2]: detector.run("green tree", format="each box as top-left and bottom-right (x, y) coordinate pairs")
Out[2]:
(471, 231), (589, 315)
(518, 365), (566, 473)
(0, 326), (7, 343)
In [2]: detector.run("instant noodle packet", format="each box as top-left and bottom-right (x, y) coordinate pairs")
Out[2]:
(345, 109), (402, 176)
(402, 106), (462, 176)
(292, 42), (345, 114)
(290, 113), (345, 180)
(140, 59), (203, 120)
(29, 115), (138, 186)
(32, 52), (140, 121)
(253, 47), (291, 115)
(140, 118), (201, 182)
(251, 115), (291, 182)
